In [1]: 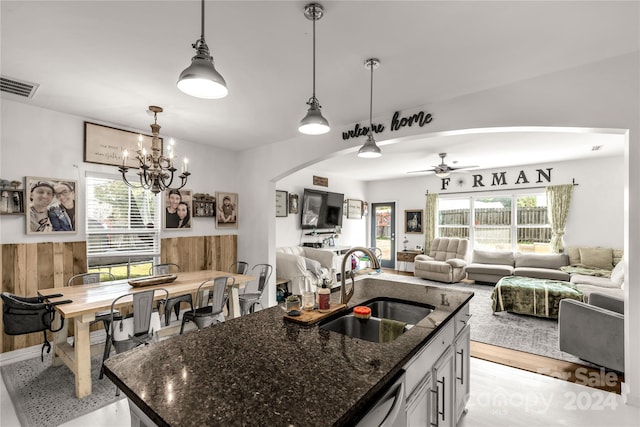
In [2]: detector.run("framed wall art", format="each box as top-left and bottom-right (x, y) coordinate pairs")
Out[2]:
(163, 188), (192, 230)
(405, 209), (423, 234)
(26, 176), (79, 235)
(347, 199), (363, 219)
(289, 193), (299, 214)
(84, 122), (159, 168)
(276, 190), (288, 217)
(193, 193), (216, 218)
(216, 192), (238, 229)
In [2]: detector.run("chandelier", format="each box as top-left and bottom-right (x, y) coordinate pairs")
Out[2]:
(119, 106), (190, 194)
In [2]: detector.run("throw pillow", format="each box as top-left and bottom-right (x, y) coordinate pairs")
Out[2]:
(303, 257), (323, 277)
(610, 261), (625, 287)
(579, 247), (613, 270)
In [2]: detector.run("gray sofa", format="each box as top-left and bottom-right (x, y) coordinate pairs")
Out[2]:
(465, 250), (570, 284)
(559, 293), (624, 372)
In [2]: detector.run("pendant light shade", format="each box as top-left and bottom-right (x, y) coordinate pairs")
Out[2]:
(299, 3), (330, 135)
(177, 0), (228, 99)
(358, 58), (382, 158)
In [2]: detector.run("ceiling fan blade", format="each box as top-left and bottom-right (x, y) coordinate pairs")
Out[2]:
(449, 165), (479, 171)
(407, 168), (436, 174)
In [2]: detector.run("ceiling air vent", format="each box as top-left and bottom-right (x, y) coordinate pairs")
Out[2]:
(1, 76), (39, 98)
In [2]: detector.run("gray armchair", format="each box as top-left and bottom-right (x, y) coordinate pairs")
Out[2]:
(558, 293), (624, 372)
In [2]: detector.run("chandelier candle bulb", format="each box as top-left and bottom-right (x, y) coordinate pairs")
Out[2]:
(137, 135), (142, 150)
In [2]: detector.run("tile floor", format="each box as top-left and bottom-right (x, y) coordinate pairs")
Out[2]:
(2, 355), (639, 427)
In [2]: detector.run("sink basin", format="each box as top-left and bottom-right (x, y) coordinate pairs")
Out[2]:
(318, 298), (435, 343)
(320, 315), (403, 343)
(363, 298), (434, 325)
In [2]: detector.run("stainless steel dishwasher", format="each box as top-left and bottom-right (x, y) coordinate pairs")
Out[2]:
(356, 370), (406, 427)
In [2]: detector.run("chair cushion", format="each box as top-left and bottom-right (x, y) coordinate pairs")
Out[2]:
(303, 257), (323, 277)
(429, 238), (468, 262)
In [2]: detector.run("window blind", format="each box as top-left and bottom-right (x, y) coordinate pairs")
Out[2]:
(86, 174), (160, 260)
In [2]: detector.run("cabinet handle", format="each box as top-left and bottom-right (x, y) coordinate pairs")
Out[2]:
(429, 388), (439, 427)
(456, 348), (464, 384)
(438, 377), (446, 422)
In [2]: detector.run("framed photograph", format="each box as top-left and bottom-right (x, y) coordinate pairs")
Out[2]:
(405, 209), (423, 234)
(192, 193), (215, 218)
(275, 190), (288, 217)
(362, 201), (369, 217)
(216, 192), (238, 229)
(84, 122), (159, 168)
(163, 188), (192, 230)
(26, 176), (79, 235)
(289, 193), (299, 214)
(416, 244), (424, 253)
(347, 199), (363, 219)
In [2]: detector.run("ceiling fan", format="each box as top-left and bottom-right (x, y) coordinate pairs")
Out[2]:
(408, 153), (479, 177)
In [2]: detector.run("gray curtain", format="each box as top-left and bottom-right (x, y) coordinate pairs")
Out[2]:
(546, 184), (573, 253)
(424, 193), (439, 251)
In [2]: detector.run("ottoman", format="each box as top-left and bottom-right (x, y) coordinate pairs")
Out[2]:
(492, 276), (584, 319)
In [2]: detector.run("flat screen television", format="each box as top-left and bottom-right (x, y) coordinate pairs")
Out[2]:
(301, 188), (344, 229)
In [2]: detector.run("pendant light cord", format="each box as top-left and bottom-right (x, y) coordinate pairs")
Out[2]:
(200, 0), (205, 40)
(312, 5), (317, 99)
(369, 60), (374, 129)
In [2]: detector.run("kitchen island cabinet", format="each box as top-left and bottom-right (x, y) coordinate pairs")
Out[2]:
(103, 276), (473, 427)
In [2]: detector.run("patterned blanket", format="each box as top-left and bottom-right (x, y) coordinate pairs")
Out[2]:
(559, 265), (612, 278)
(492, 276), (584, 319)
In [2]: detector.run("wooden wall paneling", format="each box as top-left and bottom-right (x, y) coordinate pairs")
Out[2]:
(221, 235), (237, 271)
(53, 242), (65, 289)
(37, 243), (54, 291)
(71, 240), (88, 277)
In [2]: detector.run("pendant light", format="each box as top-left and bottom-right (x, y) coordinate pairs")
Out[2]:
(358, 58), (382, 158)
(177, 0), (228, 99)
(298, 3), (330, 135)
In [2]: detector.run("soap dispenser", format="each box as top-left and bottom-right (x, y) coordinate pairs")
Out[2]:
(317, 281), (330, 312)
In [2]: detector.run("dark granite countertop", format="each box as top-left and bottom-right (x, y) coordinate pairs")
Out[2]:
(103, 275), (473, 427)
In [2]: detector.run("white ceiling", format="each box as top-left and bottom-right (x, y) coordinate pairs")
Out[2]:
(1, 1), (636, 180)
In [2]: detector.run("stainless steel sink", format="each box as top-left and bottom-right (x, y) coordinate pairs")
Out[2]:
(318, 298), (434, 343)
(320, 315), (400, 343)
(363, 298), (434, 325)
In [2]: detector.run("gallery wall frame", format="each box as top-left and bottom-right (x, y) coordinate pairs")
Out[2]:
(163, 188), (192, 230)
(216, 192), (238, 229)
(347, 199), (363, 219)
(289, 193), (299, 214)
(276, 190), (288, 217)
(84, 122), (160, 168)
(26, 176), (79, 235)
(405, 209), (423, 234)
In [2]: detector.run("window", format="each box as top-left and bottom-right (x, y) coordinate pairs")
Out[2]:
(86, 173), (160, 279)
(437, 192), (551, 253)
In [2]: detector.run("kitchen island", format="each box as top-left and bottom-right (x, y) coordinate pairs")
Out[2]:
(103, 275), (473, 426)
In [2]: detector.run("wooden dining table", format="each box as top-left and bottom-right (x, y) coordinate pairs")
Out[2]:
(38, 270), (255, 399)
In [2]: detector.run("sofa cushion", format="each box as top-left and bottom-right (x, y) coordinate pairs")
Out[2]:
(303, 257), (323, 277)
(466, 263), (514, 276)
(570, 274), (621, 289)
(515, 253), (568, 269)
(579, 247), (613, 270)
(471, 250), (514, 266)
(513, 267), (570, 281)
(610, 261), (625, 286)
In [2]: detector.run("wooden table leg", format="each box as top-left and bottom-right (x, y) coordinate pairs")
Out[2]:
(74, 314), (94, 398)
(229, 287), (241, 318)
(51, 312), (68, 367)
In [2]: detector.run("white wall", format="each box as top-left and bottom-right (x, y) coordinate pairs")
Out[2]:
(367, 156), (625, 251)
(0, 100), (239, 244)
(275, 169), (367, 248)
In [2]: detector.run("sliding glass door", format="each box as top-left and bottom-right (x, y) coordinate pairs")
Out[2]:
(370, 202), (395, 269)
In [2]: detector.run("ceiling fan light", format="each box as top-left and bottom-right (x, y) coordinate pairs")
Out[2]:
(299, 100), (330, 135)
(358, 133), (382, 158)
(177, 57), (228, 99)
(435, 171), (450, 178)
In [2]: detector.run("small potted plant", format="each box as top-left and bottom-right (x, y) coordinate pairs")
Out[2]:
(285, 295), (300, 312)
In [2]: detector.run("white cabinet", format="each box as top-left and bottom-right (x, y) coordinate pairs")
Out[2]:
(454, 324), (470, 423)
(404, 301), (470, 427)
(406, 373), (432, 427)
(431, 348), (454, 427)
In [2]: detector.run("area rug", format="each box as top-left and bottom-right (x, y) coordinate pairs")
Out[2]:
(1, 353), (124, 427)
(365, 272), (585, 364)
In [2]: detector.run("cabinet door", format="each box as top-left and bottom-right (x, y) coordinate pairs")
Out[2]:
(431, 348), (454, 427)
(454, 324), (471, 423)
(406, 373), (432, 427)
